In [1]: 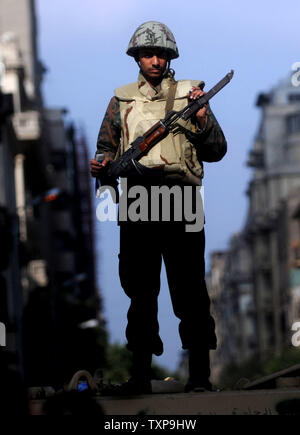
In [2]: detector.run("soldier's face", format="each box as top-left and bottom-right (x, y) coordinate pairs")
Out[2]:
(138, 48), (169, 81)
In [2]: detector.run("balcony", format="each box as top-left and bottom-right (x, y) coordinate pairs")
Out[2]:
(246, 213), (275, 234)
(12, 111), (41, 141)
(246, 149), (265, 168)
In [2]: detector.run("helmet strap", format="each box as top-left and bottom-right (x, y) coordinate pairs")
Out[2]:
(135, 58), (141, 69)
(135, 59), (174, 80)
(163, 61), (176, 79)
(163, 60), (170, 78)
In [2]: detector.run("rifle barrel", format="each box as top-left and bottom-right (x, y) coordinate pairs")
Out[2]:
(180, 70), (234, 120)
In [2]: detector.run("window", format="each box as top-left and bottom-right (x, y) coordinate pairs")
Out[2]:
(288, 94), (300, 103)
(287, 114), (300, 134)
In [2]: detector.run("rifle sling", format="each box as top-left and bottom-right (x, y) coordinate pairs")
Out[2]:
(165, 80), (178, 115)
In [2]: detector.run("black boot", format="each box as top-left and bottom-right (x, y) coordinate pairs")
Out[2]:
(184, 348), (212, 392)
(125, 350), (152, 394)
(103, 351), (152, 396)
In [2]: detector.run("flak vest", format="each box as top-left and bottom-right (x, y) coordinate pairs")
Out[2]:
(114, 74), (205, 185)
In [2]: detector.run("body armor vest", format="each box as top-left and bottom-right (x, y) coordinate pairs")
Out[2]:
(114, 74), (205, 185)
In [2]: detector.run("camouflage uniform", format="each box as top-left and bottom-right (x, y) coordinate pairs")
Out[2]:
(95, 22), (227, 383)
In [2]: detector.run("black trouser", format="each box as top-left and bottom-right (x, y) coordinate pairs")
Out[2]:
(118, 221), (217, 356)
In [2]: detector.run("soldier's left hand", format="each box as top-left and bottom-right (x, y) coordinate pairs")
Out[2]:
(187, 87), (207, 127)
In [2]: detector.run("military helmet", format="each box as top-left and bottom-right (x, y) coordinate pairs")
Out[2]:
(126, 21), (179, 60)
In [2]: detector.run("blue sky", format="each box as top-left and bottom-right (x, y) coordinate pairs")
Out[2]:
(36, 0), (299, 372)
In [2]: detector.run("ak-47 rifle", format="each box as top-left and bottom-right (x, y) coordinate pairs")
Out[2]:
(105, 70), (234, 179)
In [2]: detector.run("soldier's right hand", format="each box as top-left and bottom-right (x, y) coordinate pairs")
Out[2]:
(90, 157), (112, 177)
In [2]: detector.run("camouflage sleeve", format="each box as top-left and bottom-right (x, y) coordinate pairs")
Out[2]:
(193, 105), (227, 162)
(95, 97), (121, 160)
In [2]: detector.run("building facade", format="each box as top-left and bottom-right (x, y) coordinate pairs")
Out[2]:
(209, 73), (300, 381)
(0, 0), (106, 388)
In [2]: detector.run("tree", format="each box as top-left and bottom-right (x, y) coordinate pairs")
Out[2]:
(103, 342), (179, 384)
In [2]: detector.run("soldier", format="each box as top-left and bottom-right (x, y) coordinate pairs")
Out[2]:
(90, 21), (227, 394)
